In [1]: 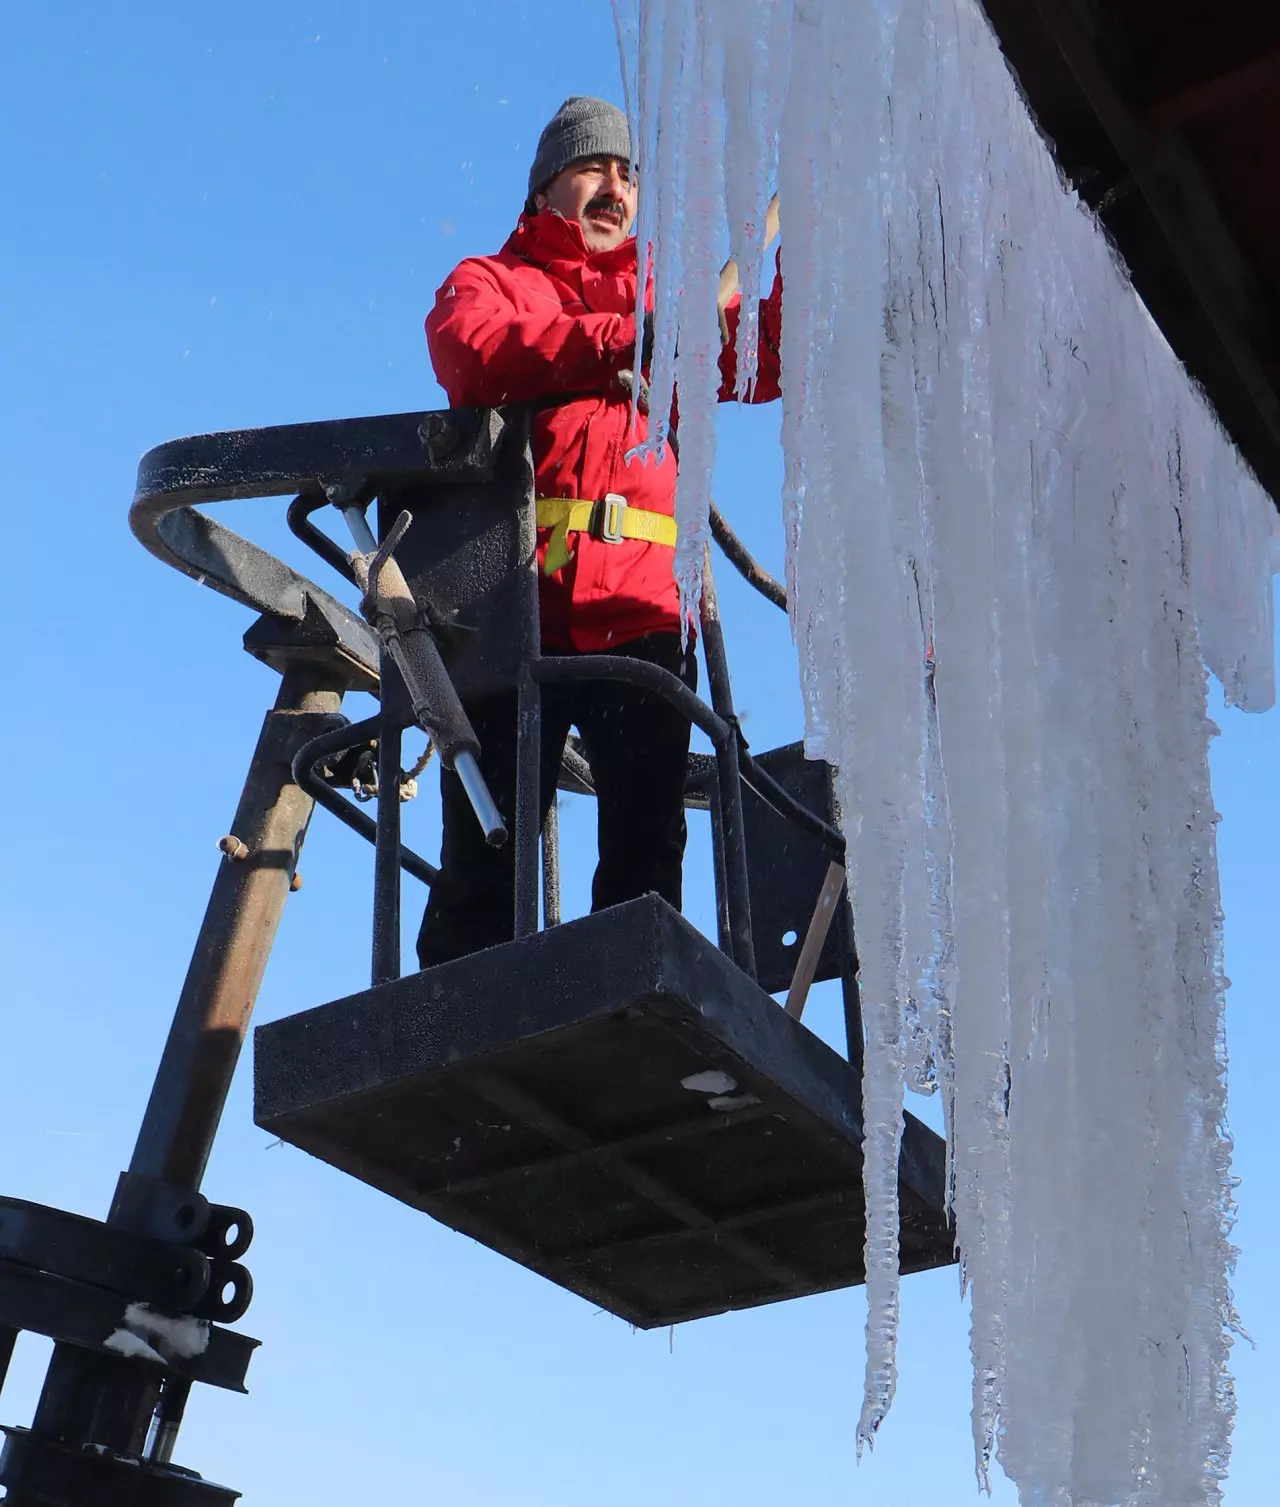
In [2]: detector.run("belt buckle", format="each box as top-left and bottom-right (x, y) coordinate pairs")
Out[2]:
(597, 492), (627, 544)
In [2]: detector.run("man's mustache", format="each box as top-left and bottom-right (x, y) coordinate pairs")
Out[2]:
(585, 195), (626, 223)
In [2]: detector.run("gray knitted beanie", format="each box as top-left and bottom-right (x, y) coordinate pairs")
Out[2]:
(526, 97), (632, 212)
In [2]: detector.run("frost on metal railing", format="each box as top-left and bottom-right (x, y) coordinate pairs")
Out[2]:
(614, 0), (1279, 1503)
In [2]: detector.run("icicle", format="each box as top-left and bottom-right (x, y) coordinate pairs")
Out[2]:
(776, 0), (835, 760)
(610, 0), (639, 145)
(719, 0), (788, 401)
(625, 0), (690, 468)
(667, 18), (726, 614)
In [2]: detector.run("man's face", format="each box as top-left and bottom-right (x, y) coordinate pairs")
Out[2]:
(534, 155), (637, 252)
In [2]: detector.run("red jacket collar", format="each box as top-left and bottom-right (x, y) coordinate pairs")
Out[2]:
(505, 210), (637, 277)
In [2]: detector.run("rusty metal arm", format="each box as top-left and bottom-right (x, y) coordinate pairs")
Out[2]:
(125, 666), (347, 1190)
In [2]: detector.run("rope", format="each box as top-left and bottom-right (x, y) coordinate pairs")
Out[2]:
(398, 738), (435, 802)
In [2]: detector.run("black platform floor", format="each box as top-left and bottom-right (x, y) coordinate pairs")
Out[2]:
(254, 895), (955, 1327)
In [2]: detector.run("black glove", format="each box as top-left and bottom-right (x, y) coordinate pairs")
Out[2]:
(614, 367), (651, 413)
(641, 311), (655, 370)
(321, 742), (378, 800)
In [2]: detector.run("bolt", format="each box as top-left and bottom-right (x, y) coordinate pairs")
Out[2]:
(290, 872), (304, 892)
(217, 835), (249, 861)
(418, 414), (458, 462)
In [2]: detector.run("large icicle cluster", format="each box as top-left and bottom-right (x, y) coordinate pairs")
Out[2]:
(613, 1), (1279, 1502)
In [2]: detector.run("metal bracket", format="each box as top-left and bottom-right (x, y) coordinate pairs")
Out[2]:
(0, 1199), (211, 1315)
(0, 1260), (258, 1392)
(110, 1174), (211, 1246)
(0, 1427), (241, 1507)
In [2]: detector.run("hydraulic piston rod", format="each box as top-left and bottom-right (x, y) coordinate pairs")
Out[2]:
(340, 501), (506, 847)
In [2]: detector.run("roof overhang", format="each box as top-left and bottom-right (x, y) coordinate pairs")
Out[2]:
(978, 0), (1280, 511)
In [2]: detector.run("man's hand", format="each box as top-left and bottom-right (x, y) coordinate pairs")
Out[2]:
(718, 192), (781, 345)
(642, 310), (655, 369)
(615, 367), (651, 413)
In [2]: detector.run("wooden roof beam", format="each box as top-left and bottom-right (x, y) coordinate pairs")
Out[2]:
(1144, 44), (1280, 129)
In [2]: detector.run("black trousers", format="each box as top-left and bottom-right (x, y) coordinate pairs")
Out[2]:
(416, 633), (697, 968)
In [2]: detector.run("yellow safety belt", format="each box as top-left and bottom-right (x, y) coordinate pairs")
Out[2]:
(537, 494), (678, 575)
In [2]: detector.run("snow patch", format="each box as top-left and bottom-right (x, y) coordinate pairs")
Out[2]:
(103, 1329), (165, 1365)
(105, 1302), (211, 1366)
(707, 1093), (763, 1112)
(681, 1069), (739, 1095)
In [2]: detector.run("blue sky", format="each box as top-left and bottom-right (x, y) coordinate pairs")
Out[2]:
(2, 4), (1277, 1503)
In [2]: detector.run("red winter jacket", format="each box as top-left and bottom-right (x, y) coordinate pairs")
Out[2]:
(426, 211), (783, 651)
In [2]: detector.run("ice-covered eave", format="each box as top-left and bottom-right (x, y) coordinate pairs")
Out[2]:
(976, 0), (1280, 518)
(620, 0), (1277, 1499)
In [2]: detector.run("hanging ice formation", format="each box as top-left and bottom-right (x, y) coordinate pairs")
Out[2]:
(613, 0), (1279, 1502)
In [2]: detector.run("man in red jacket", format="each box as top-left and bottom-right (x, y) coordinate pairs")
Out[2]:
(417, 96), (781, 967)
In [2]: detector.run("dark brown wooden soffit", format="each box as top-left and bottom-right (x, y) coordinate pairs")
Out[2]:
(978, 0), (1280, 511)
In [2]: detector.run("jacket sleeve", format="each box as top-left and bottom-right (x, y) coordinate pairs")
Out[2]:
(717, 250), (783, 404)
(427, 259), (638, 406)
